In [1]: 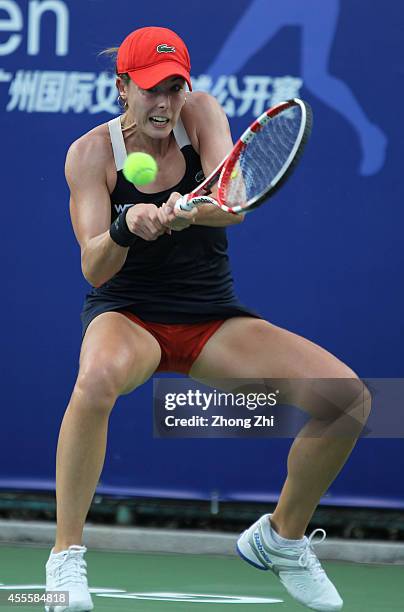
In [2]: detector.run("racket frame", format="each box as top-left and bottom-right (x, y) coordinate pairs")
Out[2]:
(176, 98), (312, 214)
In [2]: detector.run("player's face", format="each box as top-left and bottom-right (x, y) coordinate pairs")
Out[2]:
(125, 77), (186, 138)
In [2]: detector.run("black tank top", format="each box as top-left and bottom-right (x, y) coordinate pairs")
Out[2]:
(81, 117), (259, 334)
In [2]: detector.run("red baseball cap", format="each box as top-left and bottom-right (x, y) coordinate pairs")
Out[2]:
(117, 26), (192, 91)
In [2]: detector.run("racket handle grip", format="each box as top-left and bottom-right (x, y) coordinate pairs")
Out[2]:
(175, 195), (218, 211)
(175, 195), (194, 211)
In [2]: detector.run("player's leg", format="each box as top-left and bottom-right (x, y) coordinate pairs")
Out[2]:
(54, 311), (161, 552)
(190, 317), (369, 610)
(189, 316), (370, 538)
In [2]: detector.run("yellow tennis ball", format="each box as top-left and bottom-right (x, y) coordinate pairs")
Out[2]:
(123, 152), (158, 186)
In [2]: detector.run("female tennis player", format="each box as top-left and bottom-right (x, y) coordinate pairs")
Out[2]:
(45, 26), (370, 612)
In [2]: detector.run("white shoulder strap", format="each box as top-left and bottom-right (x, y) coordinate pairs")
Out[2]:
(108, 117), (127, 171)
(173, 117), (191, 149)
(108, 116), (190, 168)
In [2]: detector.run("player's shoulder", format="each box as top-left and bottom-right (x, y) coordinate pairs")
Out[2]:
(66, 121), (113, 172)
(181, 92), (229, 150)
(184, 91), (225, 118)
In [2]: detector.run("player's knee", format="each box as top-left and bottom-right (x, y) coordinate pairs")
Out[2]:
(344, 378), (372, 438)
(360, 383), (372, 423)
(74, 358), (130, 412)
(340, 372), (372, 424)
(320, 375), (371, 436)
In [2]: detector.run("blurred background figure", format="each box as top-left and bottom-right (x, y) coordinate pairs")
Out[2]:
(207, 0), (387, 175)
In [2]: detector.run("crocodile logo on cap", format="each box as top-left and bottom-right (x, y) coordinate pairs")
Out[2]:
(157, 44), (176, 54)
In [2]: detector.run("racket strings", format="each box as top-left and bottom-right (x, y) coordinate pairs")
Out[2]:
(224, 105), (304, 208)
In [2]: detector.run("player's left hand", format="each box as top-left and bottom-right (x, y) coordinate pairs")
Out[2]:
(159, 192), (197, 231)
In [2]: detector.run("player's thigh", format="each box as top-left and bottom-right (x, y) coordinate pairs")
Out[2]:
(77, 311), (161, 398)
(189, 317), (356, 379)
(189, 317), (368, 423)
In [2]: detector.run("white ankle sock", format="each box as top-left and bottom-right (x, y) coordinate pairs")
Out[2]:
(51, 548), (68, 557)
(262, 515), (306, 548)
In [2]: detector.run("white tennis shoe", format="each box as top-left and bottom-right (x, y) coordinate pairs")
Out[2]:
(237, 514), (343, 611)
(45, 545), (93, 611)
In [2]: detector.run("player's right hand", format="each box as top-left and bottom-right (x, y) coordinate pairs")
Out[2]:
(125, 204), (168, 241)
(158, 192), (198, 231)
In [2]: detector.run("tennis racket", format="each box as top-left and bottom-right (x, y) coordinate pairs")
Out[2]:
(175, 98), (312, 215)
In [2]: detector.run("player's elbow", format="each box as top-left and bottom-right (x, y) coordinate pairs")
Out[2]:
(82, 269), (107, 288)
(81, 262), (100, 287)
(81, 253), (104, 288)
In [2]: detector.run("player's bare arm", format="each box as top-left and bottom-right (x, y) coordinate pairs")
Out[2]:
(67, 129), (168, 287)
(67, 130), (129, 287)
(164, 92), (245, 227)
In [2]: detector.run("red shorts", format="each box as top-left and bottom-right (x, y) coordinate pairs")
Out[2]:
(120, 311), (225, 374)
